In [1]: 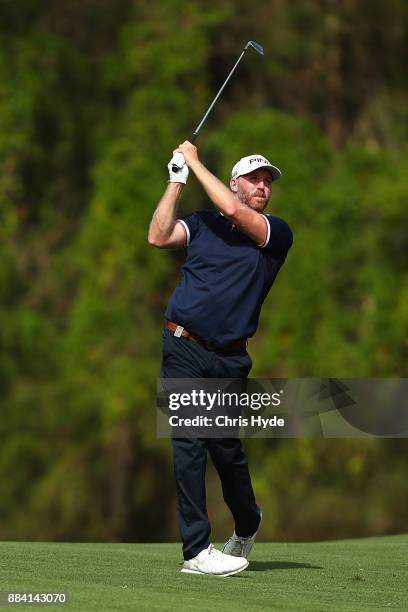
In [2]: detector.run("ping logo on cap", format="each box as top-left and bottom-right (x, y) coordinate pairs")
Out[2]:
(249, 156), (270, 165)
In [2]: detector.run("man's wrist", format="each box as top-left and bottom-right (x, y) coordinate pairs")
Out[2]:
(167, 182), (185, 192)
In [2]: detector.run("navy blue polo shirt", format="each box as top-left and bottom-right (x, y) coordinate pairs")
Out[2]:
(165, 210), (293, 347)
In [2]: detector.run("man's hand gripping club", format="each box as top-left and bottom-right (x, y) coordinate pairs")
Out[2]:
(168, 151), (189, 184)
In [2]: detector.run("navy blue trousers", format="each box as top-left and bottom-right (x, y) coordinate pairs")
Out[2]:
(161, 328), (261, 560)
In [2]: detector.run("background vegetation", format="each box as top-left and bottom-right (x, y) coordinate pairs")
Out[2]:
(0, 0), (407, 543)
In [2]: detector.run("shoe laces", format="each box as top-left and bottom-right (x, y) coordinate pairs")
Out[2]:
(234, 533), (253, 543)
(207, 545), (224, 558)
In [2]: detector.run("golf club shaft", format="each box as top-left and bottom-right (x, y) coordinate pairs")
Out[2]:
(190, 48), (247, 142)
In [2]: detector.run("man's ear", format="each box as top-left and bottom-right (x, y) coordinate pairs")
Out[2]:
(230, 178), (238, 193)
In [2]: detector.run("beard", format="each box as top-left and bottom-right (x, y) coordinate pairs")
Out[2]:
(237, 187), (269, 211)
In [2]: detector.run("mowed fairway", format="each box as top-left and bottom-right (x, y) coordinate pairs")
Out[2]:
(0, 535), (407, 611)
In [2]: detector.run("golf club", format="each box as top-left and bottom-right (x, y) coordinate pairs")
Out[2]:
(172, 40), (264, 172)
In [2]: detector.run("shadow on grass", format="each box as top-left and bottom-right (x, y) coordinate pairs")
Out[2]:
(247, 561), (322, 572)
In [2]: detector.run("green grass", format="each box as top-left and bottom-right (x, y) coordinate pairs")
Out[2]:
(0, 535), (407, 611)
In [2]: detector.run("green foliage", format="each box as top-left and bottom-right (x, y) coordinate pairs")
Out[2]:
(0, 0), (407, 542)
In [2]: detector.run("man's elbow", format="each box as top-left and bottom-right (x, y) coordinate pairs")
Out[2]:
(223, 200), (238, 219)
(148, 233), (166, 248)
(148, 222), (164, 247)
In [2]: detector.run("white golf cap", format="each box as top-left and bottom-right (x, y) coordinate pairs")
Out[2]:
(231, 154), (282, 181)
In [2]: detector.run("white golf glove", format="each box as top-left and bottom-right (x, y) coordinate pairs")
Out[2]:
(168, 152), (189, 184)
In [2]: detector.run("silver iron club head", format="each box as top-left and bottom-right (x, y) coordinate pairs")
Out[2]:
(244, 40), (264, 56)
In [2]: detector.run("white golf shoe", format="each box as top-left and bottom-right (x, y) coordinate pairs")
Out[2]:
(181, 544), (248, 577)
(222, 513), (262, 559)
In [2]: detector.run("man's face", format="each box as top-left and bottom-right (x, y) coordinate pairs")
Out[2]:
(230, 168), (273, 212)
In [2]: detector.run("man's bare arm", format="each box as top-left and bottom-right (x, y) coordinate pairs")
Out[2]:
(178, 141), (267, 247)
(148, 183), (187, 249)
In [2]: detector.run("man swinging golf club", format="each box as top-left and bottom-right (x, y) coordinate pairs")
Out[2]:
(148, 141), (293, 576)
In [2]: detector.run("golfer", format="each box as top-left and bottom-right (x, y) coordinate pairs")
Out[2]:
(148, 141), (293, 576)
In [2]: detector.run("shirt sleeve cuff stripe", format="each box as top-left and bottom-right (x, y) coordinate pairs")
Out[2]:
(178, 219), (190, 246)
(259, 214), (270, 248)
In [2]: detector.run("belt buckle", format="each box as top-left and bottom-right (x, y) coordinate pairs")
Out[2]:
(174, 325), (184, 338)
